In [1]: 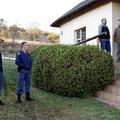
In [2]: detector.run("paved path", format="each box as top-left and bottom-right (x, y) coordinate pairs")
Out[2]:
(2, 57), (15, 60)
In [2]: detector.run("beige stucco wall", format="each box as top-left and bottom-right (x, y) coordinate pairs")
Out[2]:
(60, 2), (113, 49)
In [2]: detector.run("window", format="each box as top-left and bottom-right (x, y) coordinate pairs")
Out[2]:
(60, 31), (63, 35)
(75, 27), (86, 43)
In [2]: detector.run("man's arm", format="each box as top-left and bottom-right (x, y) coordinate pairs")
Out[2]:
(15, 52), (23, 67)
(98, 25), (103, 34)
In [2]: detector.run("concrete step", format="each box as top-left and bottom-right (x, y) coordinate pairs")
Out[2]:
(114, 74), (120, 80)
(95, 97), (120, 109)
(105, 85), (120, 93)
(113, 63), (120, 79)
(95, 63), (120, 108)
(96, 91), (120, 104)
(113, 79), (120, 86)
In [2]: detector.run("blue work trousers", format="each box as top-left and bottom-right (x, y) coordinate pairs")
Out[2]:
(100, 39), (111, 53)
(17, 69), (30, 96)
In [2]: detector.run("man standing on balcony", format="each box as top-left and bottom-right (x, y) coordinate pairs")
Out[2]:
(114, 20), (120, 62)
(98, 18), (111, 53)
(0, 39), (5, 105)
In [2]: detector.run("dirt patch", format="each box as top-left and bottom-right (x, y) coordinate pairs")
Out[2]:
(13, 101), (65, 120)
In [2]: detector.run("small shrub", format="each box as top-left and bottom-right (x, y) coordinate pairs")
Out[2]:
(32, 45), (114, 97)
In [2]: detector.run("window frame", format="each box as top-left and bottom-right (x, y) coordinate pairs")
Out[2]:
(74, 27), (86, 44)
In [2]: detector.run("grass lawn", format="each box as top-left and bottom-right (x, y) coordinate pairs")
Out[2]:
(0, 59), (120, 120)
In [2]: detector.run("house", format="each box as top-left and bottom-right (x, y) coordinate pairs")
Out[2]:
(51, 0), (120, 58)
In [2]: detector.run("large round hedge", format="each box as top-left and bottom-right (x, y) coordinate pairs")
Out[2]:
(32, 45), (114, 97)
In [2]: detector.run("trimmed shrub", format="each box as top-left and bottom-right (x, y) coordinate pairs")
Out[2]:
(32, 45), (114, 97)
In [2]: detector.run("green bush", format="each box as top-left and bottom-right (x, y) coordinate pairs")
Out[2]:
(32, 45), (114, 97)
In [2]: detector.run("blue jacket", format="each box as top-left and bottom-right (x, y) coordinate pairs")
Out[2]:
(15, 50), (32, 71)
(0, 53), (3, 73)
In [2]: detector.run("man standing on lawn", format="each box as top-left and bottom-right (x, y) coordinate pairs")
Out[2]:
(0, 39), (5, 105)
(15, 42), (33, 103)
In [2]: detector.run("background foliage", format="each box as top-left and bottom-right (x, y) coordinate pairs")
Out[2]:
(0, 18), (59, 43)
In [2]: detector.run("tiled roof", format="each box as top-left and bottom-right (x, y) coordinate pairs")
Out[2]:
(51, 0), (110, 27)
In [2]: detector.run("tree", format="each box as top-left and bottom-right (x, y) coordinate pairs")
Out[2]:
(47, 32), (59, 43)
(9, 24), (20, 43)
(0, 18), (8, 39)
(0, 18), (5, 29)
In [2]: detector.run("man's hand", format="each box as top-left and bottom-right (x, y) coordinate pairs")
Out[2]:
(103, 32), (107, 35)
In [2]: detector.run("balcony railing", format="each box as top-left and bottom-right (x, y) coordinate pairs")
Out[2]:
(76, 33), (104, 45)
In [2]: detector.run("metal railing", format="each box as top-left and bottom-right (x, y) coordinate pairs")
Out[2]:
(76, 33), (104, 45)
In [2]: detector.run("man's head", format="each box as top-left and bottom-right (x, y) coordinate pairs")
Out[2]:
(21, 42), (29, 51)
(101, 18), (107, 25)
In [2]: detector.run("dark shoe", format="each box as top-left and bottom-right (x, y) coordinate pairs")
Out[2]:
(0, 100), (5, 105)
(16, 95), (22, 103)
(25, 93), (34, 101)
